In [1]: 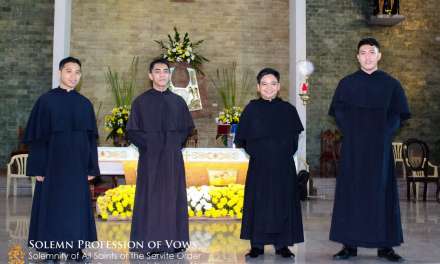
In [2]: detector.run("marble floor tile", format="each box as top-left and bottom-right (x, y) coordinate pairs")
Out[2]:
(1, 196), (439, 263)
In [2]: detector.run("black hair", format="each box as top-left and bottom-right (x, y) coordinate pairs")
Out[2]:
(59, 56), (81, 70)
(256, 68), (280, 84)
(149, 58), (170, 73)
(357, 37), (380, 52)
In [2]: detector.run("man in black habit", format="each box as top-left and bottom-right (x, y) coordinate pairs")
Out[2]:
(127, 58), (194, 255)
(24, 57), (99, 262)
(329, 38), (410, 262)
(234, 68), (304, 259)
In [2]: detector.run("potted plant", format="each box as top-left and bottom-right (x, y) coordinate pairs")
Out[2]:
(104, 57), (138, 146)
(211, 62), (253, 145)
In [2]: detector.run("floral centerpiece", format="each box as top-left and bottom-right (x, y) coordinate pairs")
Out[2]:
(104, 105), (130, 146)
(97, 184), (244, 221)
(96, 185), (135, 220)
(155, 27), (208, 74)
(187, 184), (244, 219)
(217, 106), (242, 125)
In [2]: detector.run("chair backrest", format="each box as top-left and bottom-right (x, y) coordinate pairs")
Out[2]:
(185, 128), (198, 148)
(402, 139), (429, 176)
(7, 154), (28, 176)
(392, 142), (403, 162)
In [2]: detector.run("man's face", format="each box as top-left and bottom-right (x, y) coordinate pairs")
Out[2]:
(257, 74), (280, 100)
(59, 62), (81, 89)
(357, 44), (381, 74)
(149, 63), (170, 90)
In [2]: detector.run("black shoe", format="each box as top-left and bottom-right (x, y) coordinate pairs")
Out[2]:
(333, 246), (357, 260)
(245, 247), (264, 258)
(378, 248), (403, 262)
(275, 247), (295, 258)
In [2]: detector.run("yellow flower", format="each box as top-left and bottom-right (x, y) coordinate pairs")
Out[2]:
(101, 213), (108, 220)
(221, 209), (228, 217)
(112, 211), (119, 217)
(116, 128), (124, 135)
(196, 211), (203, 217)
(188, 210), (194, 217)
(227, 199), (236, 207)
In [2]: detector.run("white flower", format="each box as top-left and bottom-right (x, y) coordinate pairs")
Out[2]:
(204, 203), (212, 210)
(195, 204), (202, 212)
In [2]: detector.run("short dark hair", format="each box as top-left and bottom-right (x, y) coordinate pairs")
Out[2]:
(357, 37), (380, 52)
(257, 68), (280, 84)
(59, 56), (81, 70)
(149, 58), (170, 73)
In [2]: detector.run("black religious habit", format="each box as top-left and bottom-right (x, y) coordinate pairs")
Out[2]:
(234, 97), (304, 246)
(329, 70), (410, 248)
(127, 88), (194, 253)
(24, 87), (99, 253)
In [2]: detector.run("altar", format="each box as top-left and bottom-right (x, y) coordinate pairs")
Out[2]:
(97, 147), (249, 186)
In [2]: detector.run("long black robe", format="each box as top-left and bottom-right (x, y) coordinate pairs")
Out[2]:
(329, 70), (410, 248)
(234, 97), (304, 246)
(24, 87), (99, 253)
(127, 88), (194, 253)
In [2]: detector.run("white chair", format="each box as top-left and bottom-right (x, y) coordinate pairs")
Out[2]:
(392, 142), (406, 179)
(6, 154), (34, 197)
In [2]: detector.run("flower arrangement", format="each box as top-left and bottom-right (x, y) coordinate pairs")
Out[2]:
(104, 105), (130, 141)
(96, 185), (135, 220)
(155, 27), (208, 74)
(217, 106), (242, 125)
(97, 184), (244, 221)
(187, 184), (244, 219)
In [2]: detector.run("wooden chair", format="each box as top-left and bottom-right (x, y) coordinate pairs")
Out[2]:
(185, 128), (198, 147)
(6, 154), (35, 197)
(319, 130), (341, 177)
(402, 139), (440, 202)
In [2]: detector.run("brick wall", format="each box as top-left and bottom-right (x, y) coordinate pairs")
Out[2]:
(307, 0), (440, 173)
(70, 0), (289, 147)
(0, 0), (53, 166)
(2, 0), (439, 173)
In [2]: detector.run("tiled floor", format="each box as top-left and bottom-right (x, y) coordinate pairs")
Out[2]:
(1, 176), (440, 263)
